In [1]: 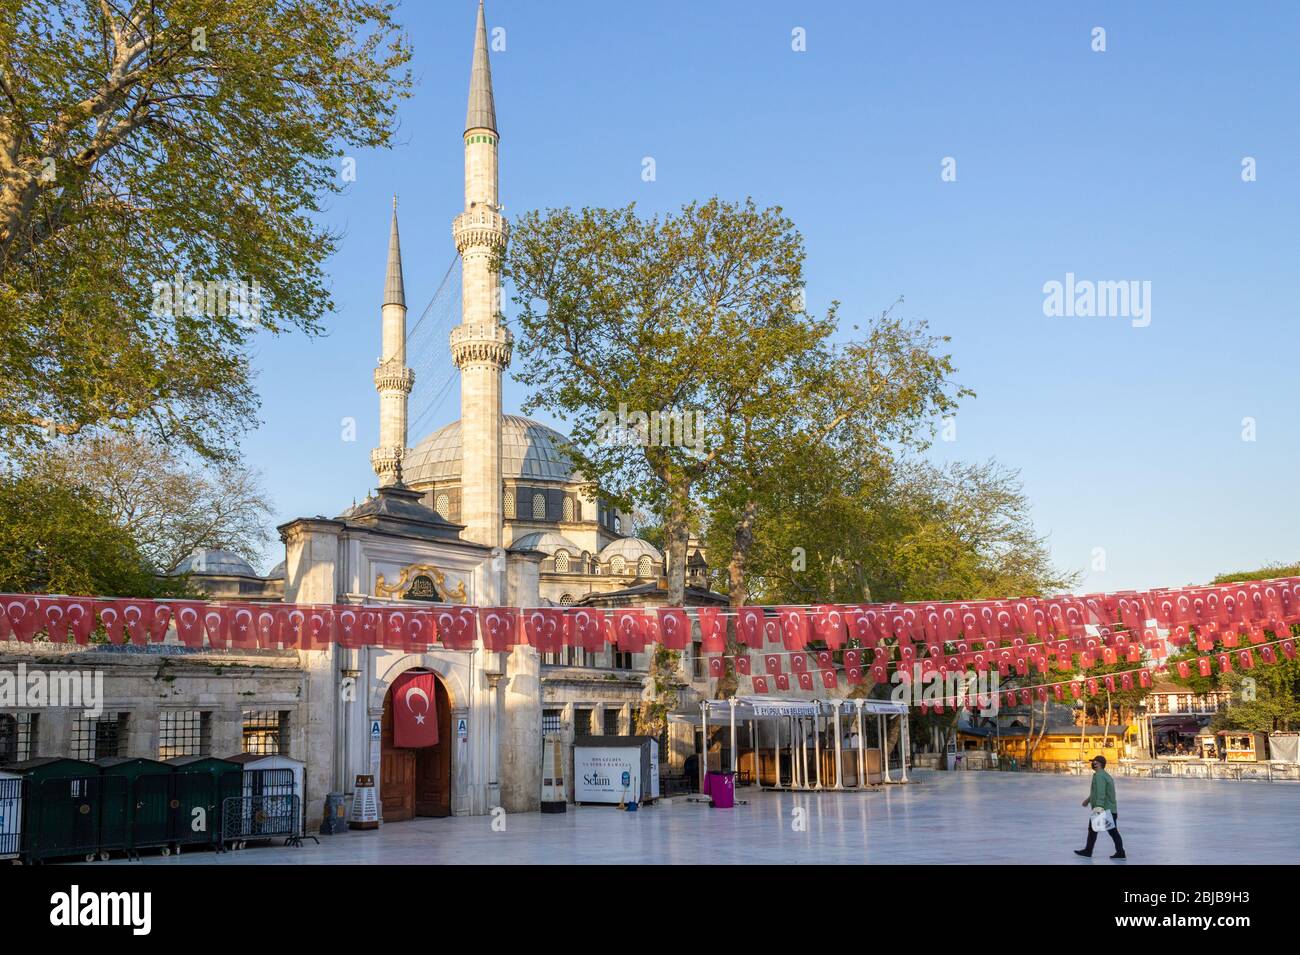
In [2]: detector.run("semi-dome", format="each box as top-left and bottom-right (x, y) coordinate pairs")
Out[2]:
(403, 414), (580, 486)
(174, 548), (259, 577)
(598, 537), (663, 564)
(510, 531), (583, 556)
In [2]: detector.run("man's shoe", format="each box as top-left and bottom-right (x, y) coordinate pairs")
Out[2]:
(1073, 850), (1091, 857)
(1110, 852), (1127, 860)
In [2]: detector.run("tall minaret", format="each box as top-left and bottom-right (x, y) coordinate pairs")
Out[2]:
(371, 198), (414, 486)
(451, 0), (511, 547)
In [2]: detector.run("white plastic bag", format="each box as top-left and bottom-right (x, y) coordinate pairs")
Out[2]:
(1090, 808), (1115, 832)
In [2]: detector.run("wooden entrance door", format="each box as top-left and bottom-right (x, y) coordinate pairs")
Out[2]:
(380, 671), (452, 821)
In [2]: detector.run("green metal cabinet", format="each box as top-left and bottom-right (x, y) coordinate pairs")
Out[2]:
(95, 757), (172, 856)
(8, 758), (105, 862)
(165, 756), (241, 850)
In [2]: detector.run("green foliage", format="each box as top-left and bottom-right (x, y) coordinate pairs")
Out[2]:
(1212, 563), (1300, 585)
(0, 0), (411, 459)
(0, 469), (183, 596)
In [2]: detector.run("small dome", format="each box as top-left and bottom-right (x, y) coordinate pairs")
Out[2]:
(267, 560), (287, 580)
(174, 548), (258, 577)
(511, 531), (583, 556)
(403, 415), (581, 486)
(598, 537), (663, 564)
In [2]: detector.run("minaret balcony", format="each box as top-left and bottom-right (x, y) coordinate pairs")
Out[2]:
(450, 322), (513, 369)
(373, 362), (415, 393)
(452, 208), (509, 253)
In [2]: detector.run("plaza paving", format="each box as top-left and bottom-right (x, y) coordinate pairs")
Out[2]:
(109, 770), (1300, 865)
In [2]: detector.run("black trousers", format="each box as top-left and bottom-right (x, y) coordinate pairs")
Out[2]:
(1083, 811), (1124, 855)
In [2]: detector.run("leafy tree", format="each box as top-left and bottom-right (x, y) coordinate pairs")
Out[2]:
(0, 469), (181, 596)
(0, 0), (411, 459)
(27, 430), (272, 572)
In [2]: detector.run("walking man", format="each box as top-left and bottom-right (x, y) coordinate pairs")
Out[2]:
(1075, 755), (1126, 859)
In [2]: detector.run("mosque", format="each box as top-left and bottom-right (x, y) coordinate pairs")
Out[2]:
(0, 3), (722, 828)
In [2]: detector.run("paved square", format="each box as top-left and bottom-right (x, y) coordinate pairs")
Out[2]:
(107, 770), (1300, 865)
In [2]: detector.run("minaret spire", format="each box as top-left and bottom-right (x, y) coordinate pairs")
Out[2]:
(451, 0), (511, 548)
(372, 198), (414, 487)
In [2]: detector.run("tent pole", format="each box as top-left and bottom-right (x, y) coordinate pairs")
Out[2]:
(729, 700), (737, 776)
(856, 702), (866, 789)
(750, 718), (758, 788)
(900, 712), (910, 783)
(832, 700), (844, 790)
(800, 717), (810, 790)
(813, 706), (823, 790)
(879, 714), (891, 783)
(700, 701), (708, 795)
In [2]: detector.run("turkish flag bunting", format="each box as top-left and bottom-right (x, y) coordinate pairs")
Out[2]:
(735, 654), (751, 675)
(256, 608), (282, 648)
(1259, 645), (1277, 665)
(846, 606), (877, 646)
(1138, 669), (1152, 688)
(568, 608), (604, 652)
(752, 675), (770, 694)
(1120, 672), (1133, 690)
(1281, 640), (1296, 660)
(432, 606), (474, 650)
(149, 603), (173, 644)
(657, 608), (690, 650)
(1053, 684), (1064, 702)
(1020, 688), (1033, 706)
(397, 608), (433, 649)
(1196, 656), (1213, 676)
(790, 652), (807, 674)
(391, 670), (439, 748)
(1216, 652), (1232, 673)
(118, 600), (152, 645)
(696, 608), (726, 653)
(3, 596), (40, 641)
(228, 605), (258, 648)
(1177, 660), (1191, 679)
(797, 671), (814, 691)
(764, 653), (782, 675)
(1086, 678), (1099, 696)
(844, 649), (860, 670)
(202, 606), (231, 649)
(611, 610), (646, 652)
(172, 603), (205, 647)
(377, 608), (407, 649)
(357, 609), (380, 647)
(870, 663), (887, 684)
(821, 669), (837, 690)
(708, 656), (724, 678)
(735, 607), (766, 648)
(776, 607), (808, 650)
(524, 609), (566, 653)
(775, 673), (790, 691)
(478, 608), (519, 651)
(811, 605), (847, 648)
(846, 664), (863, 684)
(280, 608), (307, 648)
(96, 599), (126, 644)
(1237, 648), (1255, 670)
(305, 606), (337, 650)
(57, 598), (97, 645)
(1104, 675), (1116, 692)
(815, 649), (833, 670)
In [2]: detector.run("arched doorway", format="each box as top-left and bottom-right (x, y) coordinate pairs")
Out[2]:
(380, 670), (452, 821)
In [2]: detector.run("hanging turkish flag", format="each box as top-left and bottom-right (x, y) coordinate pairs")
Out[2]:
(1036, 686), (1048, 703)
(117, 601), (152, 645)
(846, 664), (863, 685)
(147, 602), (171, 644)
(478, 608), (519, 651)
(1259, 645), (1277, 665)
(764, 653), (782, 675)
(201, 606), (230, 649)
(776, 607), (809, 650)
(846, 605), (877, 646)
(1119, 672), (1133, 691)
(566, 608), (601, 652)
(797, 671), (814, 691)
(657, 608), (690, 650)
(870, 663), (887, 684)
(611, 610), (646, 651)
(1138, 669), (1152, 688)
(281, 608), (307, 649)
(51, 598), (96, 645)
(3, 596), (40, 641)
(1220, 628), (1240, 649)
(378, 608), (407, 649)
(228, 605), (258, 648)
(39, 598), (69, 642)
(707, 656), (724, 678)
(775, 673), (790, 691)
(391, 670), (440, 748)
(1052, 684), (1064, 702)
(811, 605), (847, 648)
(821, 669), (837, 690)
(257, 608), (282, 648)
(696, 608), (726, 653)
(357, 609), (380, 647)
(815, 649), (834, 671)
(734, 653), (751, 675)
(172, 603), (205, 647)
(96, 600), (126, 644)
(1237, 648), (1255, 670)
(305, 606), (337, 650)
(524, 608), (566, 653)
(843, 649), (860, 670)
(433, 606), (475, 650)
(1176, 660), (1191, 679)
(735, 607), (766, 648)
(1282, 640), (1297, 660)
(752, 675), (771, 694)
(1196, 656), (1212, 676)
(1086, 677), (1099, 697)
(1020, 688), (1032, 706)
(790, 652), (808, 674)
(1104, 674), (1116, 692)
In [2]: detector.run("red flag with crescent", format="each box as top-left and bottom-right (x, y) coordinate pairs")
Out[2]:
(149, 603), (172, 644)
(172, 602), (206, 647)
(657, 608), (690, 650)
(821, 669), (837, 690)
(752, 674), (771, 694)
(392, 670), (440, 748)
(735, 607), (766, 648)
(611, 610), (646, 652)
(228, 604), (259, 649)
(117, 600), (152, 645)
(434, 606), (476, 650)
(257, 607), (282, 648)
(95, 599), (126, 644)
(523, 608), (566, 653)
(776, 607), (809, 650)
(3, 596), (40, 641)
(797, 671), (814, 691)
(811, 605), (847, 648)
(846, 662), (864, 685)
(790, 651), (808, 674)
(696, 607), (726, 653)
(707, 656), (724, 678)
(478, 608), (519, 651)
(734, 653), (751, 675)
(775, 673), (790, 691)
(764, 653), (782, 675)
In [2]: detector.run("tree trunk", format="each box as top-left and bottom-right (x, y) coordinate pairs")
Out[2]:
(715, 499), (758, 699)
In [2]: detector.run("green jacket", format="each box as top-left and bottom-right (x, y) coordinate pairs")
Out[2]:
(1085, 769), (1117, 814)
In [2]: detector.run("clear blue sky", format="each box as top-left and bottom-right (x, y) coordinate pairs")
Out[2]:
(240, 1), (1300, 592)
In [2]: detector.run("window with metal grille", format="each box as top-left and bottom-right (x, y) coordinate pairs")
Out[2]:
(559, 593), (575, 606)
(0, 712), (38, 766)
(610, 555), (625, 575)
(541, 709), (563, 735)
(554, 551), (570, 573)
(435, 493), (450, 518)
(602, 708), (621, 735)
(637, 555), (653, 577)
(532, 492), (546, 519)
(573, 708), (593, 737)
(504, 490), (516, 519)
(242, 710), (288, 755)
(562, 497), (574, 522)
(158, 710), (211, 759)
(72, 713), (128, 760)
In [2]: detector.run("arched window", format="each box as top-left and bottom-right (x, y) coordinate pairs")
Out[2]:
(435, 494), (450, 518)
(562, 497), (574, 522)
(532, 492), (546, 520)
(554, 550), (570, 573)
(637, 555), (653, 578)
(559, 593), (576, 606)
(504, 490), (515, 519)
(613, 515), (622, 534)
(610, 555), (626, 575)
